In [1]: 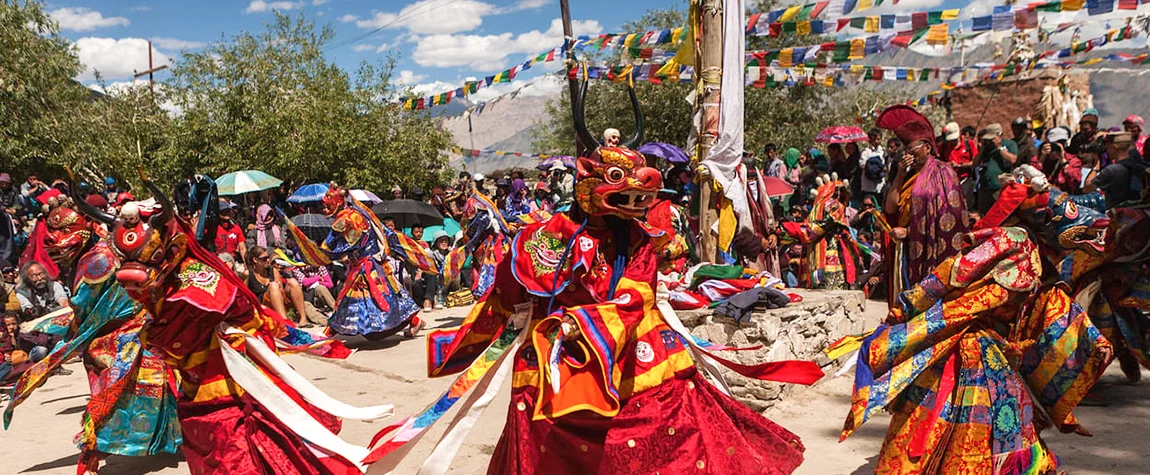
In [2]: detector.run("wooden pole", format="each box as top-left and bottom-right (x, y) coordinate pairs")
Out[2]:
(695, 0), (723, 262)
(133, 40), (168, 101)
(559, 0), (587, 158)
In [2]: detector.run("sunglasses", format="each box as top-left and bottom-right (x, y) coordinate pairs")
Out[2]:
(255, 255), (270, 262)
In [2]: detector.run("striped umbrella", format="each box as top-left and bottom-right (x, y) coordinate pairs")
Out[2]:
(216, 170), (283, 196)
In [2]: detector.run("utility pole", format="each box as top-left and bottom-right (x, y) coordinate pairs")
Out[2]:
(695, 0), (723, 262)
(559, 0), (587, 157)
(132, 40), (168, 100)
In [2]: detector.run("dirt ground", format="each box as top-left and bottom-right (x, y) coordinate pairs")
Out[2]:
(4, 302), (1149, 475)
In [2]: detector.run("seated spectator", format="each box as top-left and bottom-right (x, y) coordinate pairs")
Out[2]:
(15, 261), (69, 322)
(218, 253), (248, 282)
(244, 246), (324, 328)
(290, 263), (337, 313)
(216, 200), (247, 260)
(2, 266), (18, 312)
(412, 230), (447, 311)
(1, 312), (68, 384)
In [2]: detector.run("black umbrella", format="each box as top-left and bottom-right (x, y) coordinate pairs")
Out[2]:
(290, 213), (334, 243)
(371, 199), (443, 229)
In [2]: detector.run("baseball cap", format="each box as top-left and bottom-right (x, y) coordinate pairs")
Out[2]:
(943, 122), (960, 141)
(1124, 115), (1144, 127)
(1046, 127), (1070, 143)
(473, 173), (485, 181)
(105, 176), (116, 185)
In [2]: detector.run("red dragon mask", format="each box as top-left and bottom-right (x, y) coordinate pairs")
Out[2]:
(69, 168), (187, 293)
(44, 206), (97, 269)
(322, 184), (346, 217)
(575, 147), (662, 218)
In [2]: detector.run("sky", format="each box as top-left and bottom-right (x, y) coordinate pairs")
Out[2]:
(42, 0), (1150, 101)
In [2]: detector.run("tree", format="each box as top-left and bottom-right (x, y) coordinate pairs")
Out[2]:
(0, 1), (96, 176)
(164, 12), (452, 192)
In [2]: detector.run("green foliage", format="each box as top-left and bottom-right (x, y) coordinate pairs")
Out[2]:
(164, 12), (451, 192)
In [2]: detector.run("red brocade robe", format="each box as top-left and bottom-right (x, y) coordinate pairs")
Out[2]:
(426, 214), (817, 474)
(141, 255), (355, 475)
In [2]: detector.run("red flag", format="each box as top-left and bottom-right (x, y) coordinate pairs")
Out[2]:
(810, 1), (830, 18)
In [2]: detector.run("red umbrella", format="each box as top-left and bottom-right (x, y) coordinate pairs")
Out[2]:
(815, 125), (868, 144)
(760, 176), (795, 198)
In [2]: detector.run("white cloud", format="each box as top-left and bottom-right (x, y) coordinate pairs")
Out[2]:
(89, 80), (184, 115)
(395, 70), (428, 86)
(244, 1), (303, 14)
(149, 37), (206, 50)
(313, 0), (329, 5)
(409, 80), (458, 96)
(74, 37), (172, 81)
(514, 0), (550, 9)
(410, 18), (600, 71)
(339, 14), (358, 22)
(351, 44), (376, 52)
(354, 0), (498, 35)
(48, 7), (129, 31)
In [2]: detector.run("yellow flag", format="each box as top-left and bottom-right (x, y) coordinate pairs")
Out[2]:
(671, 27), (685, 44)
(823, 75), (835, 87)
(864, 16), (880, 33)
(797, 21), (811, 36)
(623, 33), (638, 48)
(656, 24), (694, 78)
(1082, 57), (1103, 66)
(780, 48), (794, 67)
(780, 5), (802, 21)
(856, 0), (874, 12)
(941, 9), (959, 20)
(926, 23), (949, 45)
(1063, 0), (1085, 10)
(717, 196), (737, 255)
(849, 38), (866, 59)
(850, 64), (864, 75)
(906, 68), (916, 82)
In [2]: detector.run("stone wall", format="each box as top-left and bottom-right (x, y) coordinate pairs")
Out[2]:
(677, 289), (868, 412)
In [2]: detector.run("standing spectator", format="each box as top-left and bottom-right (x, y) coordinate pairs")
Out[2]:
(390, 185), (403, 200)
(1124, 115), (1146, 156)
(1092, 132), (1146, 207)
(974, 124), (1016, 214)
(215, 200), (247, 260)
(14, 261), (69, 321)
(0, 174), (20, 216)
(1077, 143), (1104, 192)
(103, 177), (121, 205)
(1011, 117), (1036, 165)
(549, 162), (574, 212)
(860, 129), (886, 207)
(1041, 127), (1083, 193)
(1069, 108), (1100, 154)
(764, 144), (784, 178)
(843, 142), (864, 205)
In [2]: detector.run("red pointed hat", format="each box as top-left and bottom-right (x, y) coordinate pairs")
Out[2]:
(875, 105), (936, 153)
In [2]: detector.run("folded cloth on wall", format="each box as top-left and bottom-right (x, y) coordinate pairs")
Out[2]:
(714, 286), (791, 323)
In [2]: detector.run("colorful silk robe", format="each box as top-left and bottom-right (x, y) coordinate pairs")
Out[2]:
(322, 204), (424, 336)
(423, 214), (819, 474)
(781, 218), (860, 290)
(842, 227), (1110, 475)
(3, 242), (181, 465)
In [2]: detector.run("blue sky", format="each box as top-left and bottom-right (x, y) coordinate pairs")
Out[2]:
(44, 0), (1148, 100)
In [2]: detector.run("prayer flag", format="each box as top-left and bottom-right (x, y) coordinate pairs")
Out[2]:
(747, 13), (762, 33)
(780, 5), (803, 21)
(972, 15), (992, 31)
(832, 41), (851, 62)
(881, 15), (895, 28)
(1063, 0), (1084, 10)
(864, 16), (880, 32)
(784, 21), (798, 33)
(1014, 8), (1038, 29)
(769, 22), (782, 36)
(810, 20), (826, 34)
(849, 38), (866, 59)
(850, 17), (866, 29)
(810, 1), (829, 18)
(941, 9), (959, 20)
(992, 12), (1013, 31)
(837, 18), (850, 31)
(1087, 0), (1115, 14)
(842, 0), (858, 14)
(911, 12), (928, 29)
(857, 0), (874, 11)
(798, 21), (812, 35)
(927, 10), (942, 25)
(891, 30), (915, 47)
(780, 48), (794, 67)
(1118, 0), (1138, 9)
(1037, 1), (1063, 11)
(798, 3), (816, 20)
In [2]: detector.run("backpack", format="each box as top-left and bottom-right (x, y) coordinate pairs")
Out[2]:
(864, 154), (885, 182)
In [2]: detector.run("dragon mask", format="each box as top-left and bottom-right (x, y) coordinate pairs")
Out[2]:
(992, 165), (1110, 255)
(44, 206), (97, 269)
(322, 184), (346, 217)
(570, 72), (660, 218)
(69, 169), (187, 293)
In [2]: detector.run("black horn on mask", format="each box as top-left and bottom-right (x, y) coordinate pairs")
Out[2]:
(572, 75), (597, 154)
(137, 167), (173, 227)
(621, 80), (644, 150)
(65, 166), (115, 225)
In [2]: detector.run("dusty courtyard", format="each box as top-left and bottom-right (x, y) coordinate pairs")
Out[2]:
(4, 302), (1149, 474)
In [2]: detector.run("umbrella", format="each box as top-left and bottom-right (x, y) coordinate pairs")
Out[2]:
(759, 176), (795, 198)
(286, 183), (330, 203)
(217, 170), (283, 196)
(638, 142), (689, 163)
(371, 199), (443, 229)
(416, 218), (462, 243)
(350, 189), (383, 204)
(290, 213), (334, 242)
(814, 126), (868, 144)
(536, 156), (575, 171)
